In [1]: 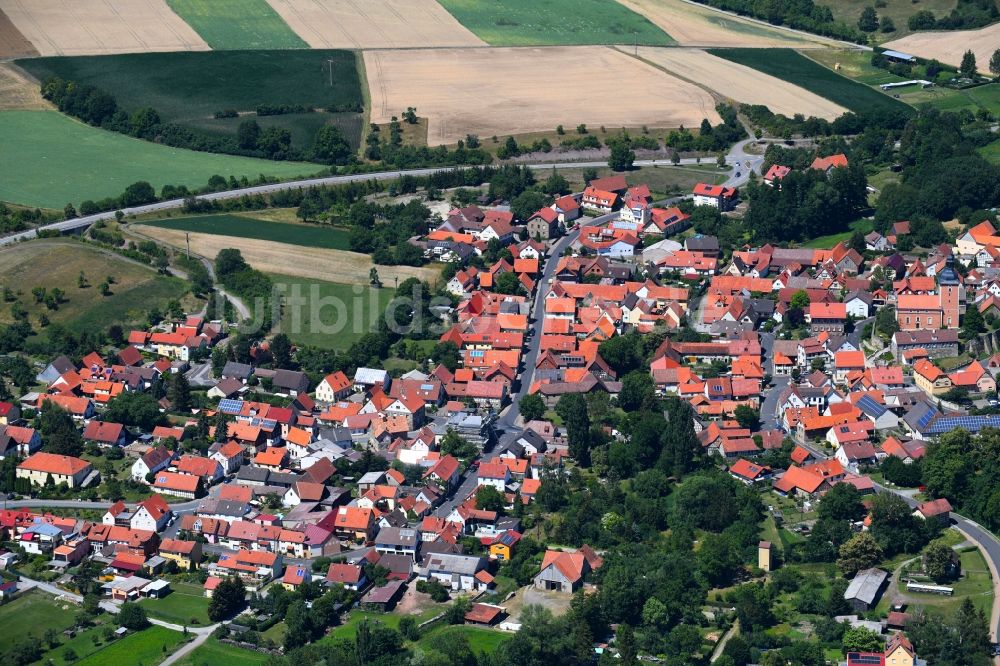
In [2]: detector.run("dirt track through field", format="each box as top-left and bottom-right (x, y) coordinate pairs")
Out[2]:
(0, 7), (37, 57)
(0, 63), (50, 111)
(135, 226), (441, 287)
(266, 0), (485, 49)
(0, 0), (209, 56)
(365, 46), (721, 146)
(616, 0), (830, 47)
(632, 47), (846, 119)
(883, 22), (1000, 69)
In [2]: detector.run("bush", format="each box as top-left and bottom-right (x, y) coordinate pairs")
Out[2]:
(416, 579), (450, 602)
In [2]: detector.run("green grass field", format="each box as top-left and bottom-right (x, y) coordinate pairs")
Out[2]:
(437, 0), (674, 45)
(144, 214), (352, 250)
(800, 219), (874, 249)
(269, 274), (396, 350)
(17, 50), (364, 152)
(139, 582), (211, 625)
(324, 611), (402, 641)
(708, 48), (913, 116)
(0, 590), (76, 661)
(167, 0), (307, 49)
(75, 625), (186, 665)
(806, 51), (1000, 116)
(177, 637), (270, 666)
(0, 111), (320, 208)
(0, 239), (190, 335)
(416, 625), (511, 655)
(923, 83), (1000, 115)
(980, 138), (1000, 163)
(805, 49), (907, 86)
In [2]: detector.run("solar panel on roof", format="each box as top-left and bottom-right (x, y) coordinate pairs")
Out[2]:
(218, 398), (243, 414)
(420, 384), (435, 390)
(917, 408), (937, 429)
(856, 395), (886, 417)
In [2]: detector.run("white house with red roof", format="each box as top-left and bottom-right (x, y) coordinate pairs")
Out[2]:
(692, 183), (737, 211)
(551, 195), (580, 223)
(315, 371), (352, 403)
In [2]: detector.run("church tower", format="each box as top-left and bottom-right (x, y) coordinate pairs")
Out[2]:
(938, 256), (962, 329)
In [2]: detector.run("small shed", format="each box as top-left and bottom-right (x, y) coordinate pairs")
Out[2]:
(464, 603), (505, 627)
(360, 580), (405, 612)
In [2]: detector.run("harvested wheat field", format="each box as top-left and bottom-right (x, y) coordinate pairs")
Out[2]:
(632, 47), (846, 119)
(0, 7), (36, 57)
(616, 0), (828, 47)
(0, 0), (209, 56)
(0, 63), (50, 111)
(365, 46), (720, 145)
(135, 227), (442, 287)
(266, 0), (485, 49)
(883, 23), (1000, 69)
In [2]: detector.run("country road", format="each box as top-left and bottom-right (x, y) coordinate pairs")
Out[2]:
(0, 145), (760, 248)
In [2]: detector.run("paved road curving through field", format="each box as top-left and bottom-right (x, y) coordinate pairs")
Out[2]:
(0, 144), (762, 248)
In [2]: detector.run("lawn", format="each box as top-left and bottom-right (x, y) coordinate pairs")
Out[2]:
(269, 273), (397, 350)
(416, 624), (511, 655)
(144, 214), (352, 250)
(325, 611), (402, 641)
(0, 111), (320, 209)
(74, 625), (187, 665)
(900, 547), (994, 616)
(17, 50), (365, 152)
(980, 138), (1000, 163)
(0, 590), (76, 660)
(166, 0), (307, 49)
(708, 49), (914, 116)
(177, 637), (269, 666)
(139, 582), (211, 626)
(800, 219), (874, 249)
(924, 83), (1000, 115)
(437, 0), (674, 46)
(0, 239), (190, 335)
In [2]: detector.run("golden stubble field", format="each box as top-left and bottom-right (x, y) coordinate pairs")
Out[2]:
(134, 226), (442, 287)
(0, 63), (51, 111)
(0, 0), (209, 56)
(616, 0), (832, 47)
(365, 45), (722, 146)
(884, 22), (1000, 69)
(266, 0), (485, 49)
(632, 47), (847, 119)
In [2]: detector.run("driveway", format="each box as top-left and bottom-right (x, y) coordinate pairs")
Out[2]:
(502, 585), (572, 621)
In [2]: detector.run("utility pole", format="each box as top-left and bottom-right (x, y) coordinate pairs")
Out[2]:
(327, 59), (334, 87)
(185, 232), (190, 259)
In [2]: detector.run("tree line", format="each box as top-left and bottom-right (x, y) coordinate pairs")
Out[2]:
(689, 0), (867, 43)
(40, 76), (356, 164)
